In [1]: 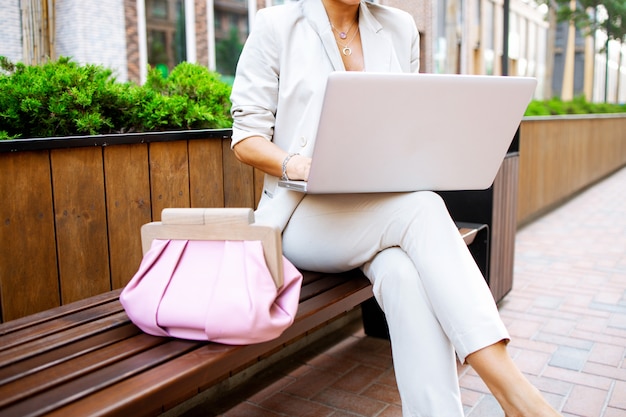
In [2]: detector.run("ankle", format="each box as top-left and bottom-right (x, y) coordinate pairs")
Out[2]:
(499, 383), (561, 417)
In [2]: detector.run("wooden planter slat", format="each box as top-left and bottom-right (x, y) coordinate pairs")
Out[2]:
(149, 141), (191, 220)
(222, 139), (256, 208)
(188, 139), (225, 208)
(104, 144), (152, 289)
(0, 151), (59, 322)
(51, 147), (111, 304)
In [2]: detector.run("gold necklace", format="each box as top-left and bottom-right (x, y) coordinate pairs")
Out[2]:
(334, 26), (359, 56)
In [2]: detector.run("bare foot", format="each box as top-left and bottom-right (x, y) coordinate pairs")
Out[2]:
(466, 341), (562, 417)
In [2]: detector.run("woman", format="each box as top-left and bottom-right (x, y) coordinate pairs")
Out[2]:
(230, 0), (561, 415)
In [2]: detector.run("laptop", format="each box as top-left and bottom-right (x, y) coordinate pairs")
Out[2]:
(278, 71), (537, 193)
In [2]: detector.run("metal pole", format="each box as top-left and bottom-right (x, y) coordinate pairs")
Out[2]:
(501, 0), (519, 154)
(502, 0), (509, 76)
(604, 25), (609, 102)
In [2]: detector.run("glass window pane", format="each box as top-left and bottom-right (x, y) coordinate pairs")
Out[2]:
(146, 0), (186, 75)
(150, 0), (168, 18)
(213, 0), (249, 82)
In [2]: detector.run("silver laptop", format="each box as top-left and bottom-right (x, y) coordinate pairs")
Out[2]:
(278, 71), (537, 193)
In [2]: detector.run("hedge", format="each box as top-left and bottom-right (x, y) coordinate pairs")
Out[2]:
(0, 57), (232, 140)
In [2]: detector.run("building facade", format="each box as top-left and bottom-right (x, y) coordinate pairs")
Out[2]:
(5, 0), (620, 102)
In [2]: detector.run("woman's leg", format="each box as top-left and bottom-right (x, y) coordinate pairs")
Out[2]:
(362, 247), (464, 417)
(282, 191), (508, 361)
(281, 191), (559, 415)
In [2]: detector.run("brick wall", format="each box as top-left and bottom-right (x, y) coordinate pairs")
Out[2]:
(124, 0), (140, 83)
(380, 0), (433, 73)
(195, 0), (209, 68)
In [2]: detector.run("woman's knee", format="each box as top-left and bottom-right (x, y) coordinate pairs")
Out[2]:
(367, 247), (415, 280)
(391, 191), (454, 235)
(407, 191), (447, 213)
(365, 248), (421, 308)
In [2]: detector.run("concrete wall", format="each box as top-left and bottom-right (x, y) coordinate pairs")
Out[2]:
(55, 0), (129, 81)
(0, 0), (24, 64)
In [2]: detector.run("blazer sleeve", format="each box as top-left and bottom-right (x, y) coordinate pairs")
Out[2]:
(411, 23), (420, 73)
(230, 9), (281, 148)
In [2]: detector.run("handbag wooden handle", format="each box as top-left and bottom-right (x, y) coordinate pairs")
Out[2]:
(140, 208), (284, 288)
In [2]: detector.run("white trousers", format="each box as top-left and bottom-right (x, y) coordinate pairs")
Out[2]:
(281, 191), (509, 417)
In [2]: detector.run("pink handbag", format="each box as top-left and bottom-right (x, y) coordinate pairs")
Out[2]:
(120, 208), (303, 345)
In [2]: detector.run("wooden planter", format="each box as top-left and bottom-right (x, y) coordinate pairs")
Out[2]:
(0, 129), (265, 323)
(517, 114), (626, 225)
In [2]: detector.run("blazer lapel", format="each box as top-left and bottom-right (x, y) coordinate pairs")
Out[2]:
(302, 0), (344, 71)
(359, 3), (397, 72)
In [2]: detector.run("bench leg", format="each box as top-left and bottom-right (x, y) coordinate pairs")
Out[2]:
(361, 298), (389, 339)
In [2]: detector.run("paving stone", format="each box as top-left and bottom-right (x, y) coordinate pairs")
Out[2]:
(549, 346), (591, 371)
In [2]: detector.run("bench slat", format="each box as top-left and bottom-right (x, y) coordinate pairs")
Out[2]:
(42, 346), (233, 417)
(299, 273), (352, 301)
(0, 323), (139, 385)
(0, 311), (129, 367)
(0, 332), (166, 408)
(293, 275), (373, 332)
(0, 290), (122, 336)
(1, 339), (200, 417)
(457, 222), (488, 246)
(0, 300), (124, 352)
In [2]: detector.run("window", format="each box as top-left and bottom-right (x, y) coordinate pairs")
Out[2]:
(484, 0), (495, 75)
(211, 0), (251, 82)
(137, 0), (267, 83)
(435, 0), (447, 73)
(145, 0), (187, 76)
(150, 0), (168, 18)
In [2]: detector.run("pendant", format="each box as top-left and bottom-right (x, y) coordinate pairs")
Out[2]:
(342, 46), (352, 56)
(339, 32), (347, 39)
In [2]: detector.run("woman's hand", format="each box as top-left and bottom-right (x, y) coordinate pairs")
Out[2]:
(286, 154), (311, 181)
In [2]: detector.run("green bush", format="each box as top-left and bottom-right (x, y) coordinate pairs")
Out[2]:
(129, 62), (233, 132)
(525, 95), (626, 116)
(0, 57), (232, 140)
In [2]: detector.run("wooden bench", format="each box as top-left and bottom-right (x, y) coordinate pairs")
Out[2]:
(0, 225), (483, 417)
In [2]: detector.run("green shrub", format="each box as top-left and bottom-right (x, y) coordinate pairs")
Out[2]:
(0, 57), (232, 140)
(128, 62), (233, 131)
(524, 100), (552, 116)
(525, 95), (626, 116)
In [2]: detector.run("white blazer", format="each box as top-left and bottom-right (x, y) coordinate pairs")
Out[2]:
(230, 0), (420, 231)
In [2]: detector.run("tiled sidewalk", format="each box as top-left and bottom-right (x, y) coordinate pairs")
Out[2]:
(487, 165), (626, 417)
(182, 167), (626, 417)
